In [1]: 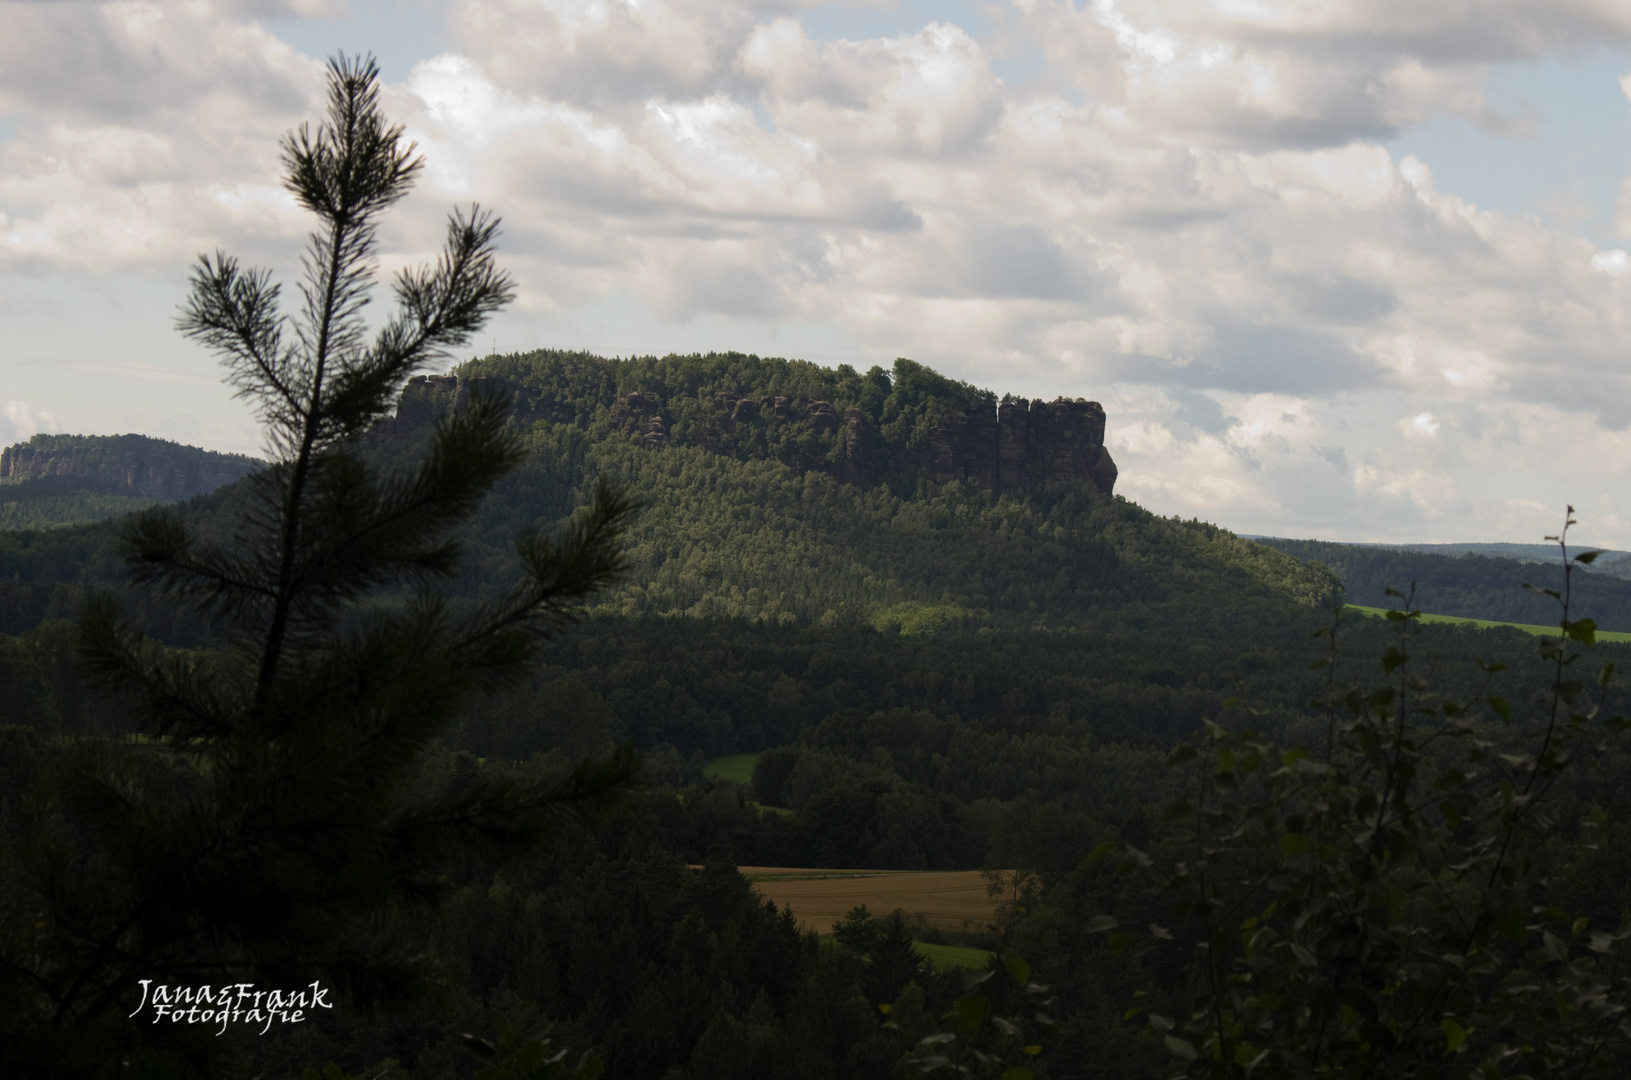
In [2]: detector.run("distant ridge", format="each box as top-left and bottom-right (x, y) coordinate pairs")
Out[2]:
(1, 433), (261, 502)
(1257, 537), (1631, 630)
(1246, 537), (1631, 580)
(1244, 538), (1625, 561)
(1, 433), (262, 531)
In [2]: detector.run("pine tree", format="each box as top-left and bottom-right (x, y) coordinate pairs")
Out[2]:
(0, 54), (637, 1077)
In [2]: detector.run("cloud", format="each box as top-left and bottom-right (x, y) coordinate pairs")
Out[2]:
(2, 400), (59, 445)
(1168, 388), (1238, 436)
(0, 3), (323, 272)
(0, 2), (317, 121)
(1003, 0), (1620, 152)
(741, 19), (1004, 155)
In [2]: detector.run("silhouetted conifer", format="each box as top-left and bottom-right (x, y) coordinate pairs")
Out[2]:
(0, 54), (637, 1078)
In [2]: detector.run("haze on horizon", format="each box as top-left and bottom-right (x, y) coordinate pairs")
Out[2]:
(4, 0), (1631, 547)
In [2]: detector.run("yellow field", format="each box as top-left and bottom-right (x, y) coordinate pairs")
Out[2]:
(739, 867), (1000, 934)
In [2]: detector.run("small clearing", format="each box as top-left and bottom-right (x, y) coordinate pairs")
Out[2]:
(703, 753), (759, 784)
(914, 941), (993, 971)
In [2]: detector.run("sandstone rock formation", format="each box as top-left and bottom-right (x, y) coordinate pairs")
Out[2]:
(384, 366), (1118, 496)
(0, 434), (261, 500)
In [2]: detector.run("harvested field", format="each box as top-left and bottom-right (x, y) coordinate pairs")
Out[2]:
(739, 867), (1000, 934)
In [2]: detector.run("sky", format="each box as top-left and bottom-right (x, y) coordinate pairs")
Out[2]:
(4, 1), (1631, 546)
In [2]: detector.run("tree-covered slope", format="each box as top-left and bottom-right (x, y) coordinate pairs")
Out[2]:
(383, 350), (1339, 632)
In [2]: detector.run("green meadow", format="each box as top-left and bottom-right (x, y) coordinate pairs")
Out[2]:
(703, 753), (760, 784)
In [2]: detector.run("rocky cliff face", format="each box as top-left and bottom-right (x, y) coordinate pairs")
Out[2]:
(387, 361), (1118, 496)
(0, 434), (261, 500)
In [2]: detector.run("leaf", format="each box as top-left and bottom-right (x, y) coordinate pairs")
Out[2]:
(1441, 1018), (1467, 1053)
(1496, 904), (1527, 944)
(1279, 833), (1313, 857)
(1543, 930), (1568, 963)
(1163, 1035), (1199, 1062)
(1290, 943), (1318, 968)
(1165, 744), (1198, 767)
(999, 1070), (1034, 1080)
(1004, 956), (1031, 986)
(1566, 618), (1598, 646)
(1084, 915), (1119, 934)
(956, 994), (990, 1032)
(962, 969), (995, 991)
(1576, 550), (1603, 565)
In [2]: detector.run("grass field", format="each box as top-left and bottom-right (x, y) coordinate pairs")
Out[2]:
(701, 754), (791, 814)
(913, 941), (994, 971)
(740, 867), (1000, 934)
(703, 753), (759, 784)
(1346, 605), (1631, 643)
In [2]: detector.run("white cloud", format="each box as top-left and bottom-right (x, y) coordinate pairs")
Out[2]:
(0, 3), (323, 272)
(1409, 411), (1440, 437)
(2, 400), (60, 445)
(1592, 249), (1631, 275)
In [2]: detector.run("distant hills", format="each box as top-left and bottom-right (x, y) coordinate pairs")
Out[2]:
(0, 433), (260, 531)
(1257, 537), (1631, 632)
(1350, 541), (1631, 581)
